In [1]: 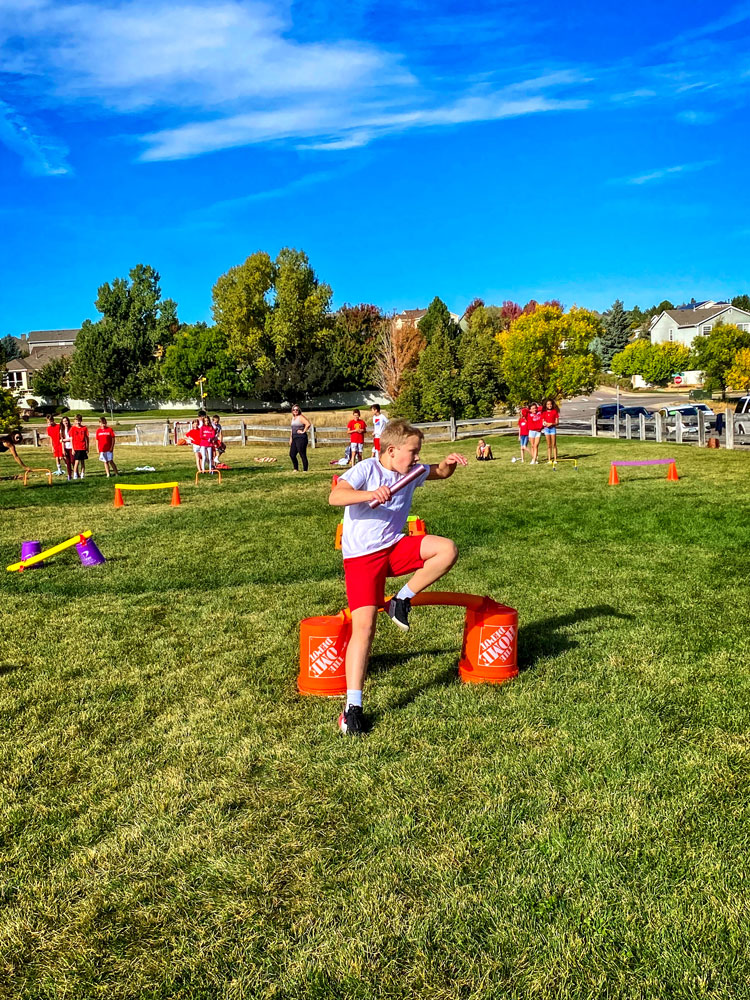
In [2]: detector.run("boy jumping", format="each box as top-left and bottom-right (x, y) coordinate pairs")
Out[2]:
(329, 418), (467, 736)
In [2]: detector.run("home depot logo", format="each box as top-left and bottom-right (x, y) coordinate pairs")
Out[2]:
(477, 624), (516, 667)
(308, 635), (346, 677)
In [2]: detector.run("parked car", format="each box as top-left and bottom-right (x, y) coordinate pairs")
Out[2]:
(595, 403), (653, 421)
(657, 404), (716, 434)
(735, 396), (750, 435)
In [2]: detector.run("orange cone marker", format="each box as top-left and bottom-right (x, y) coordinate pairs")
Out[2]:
(608, 464), (620, 486)
(171, 485), (181, 506)
(667, 461), (679, 481)
(114, 487), (124, 508)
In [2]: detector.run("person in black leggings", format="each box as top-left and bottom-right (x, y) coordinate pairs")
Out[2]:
(289, 405), (311, 471)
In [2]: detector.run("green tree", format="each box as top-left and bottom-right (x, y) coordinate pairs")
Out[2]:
(0, 336), (24, 364)
(391, 297), (463, 419)
(328, 304), (383, 391)
(212, 251), (275, 371)
(611, 340), (654, 378)
(418, 297), (459, 344)
(642, 342), (691, 386)
(417, 324), (462, 419)
(595, 299), (632, 368)
(498, 305), (601, 405)
(71, 264), (179, 406)
(267, 248), (332, 356)
(691, 322), (750, 396)
(731, 294), (750, 312)
(30, 356), (71, 403)
(213, 248), (333, 401)
(456, 305), (505, 417)
(161, 324), (240, 403)
(0, 388), (21, 433)
(69, 319), (129, 412)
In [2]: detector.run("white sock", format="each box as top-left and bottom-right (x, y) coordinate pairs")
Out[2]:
(346, 690), (362, 710)
(396, 584), (416, 601)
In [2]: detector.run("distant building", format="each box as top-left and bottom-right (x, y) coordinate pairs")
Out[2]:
(393, 308), (463, 329)
(1, 329), (78, 398)
(650, 305), (750, 349)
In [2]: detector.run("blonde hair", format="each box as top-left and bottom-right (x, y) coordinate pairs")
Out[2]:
(379, 418), (424, 452)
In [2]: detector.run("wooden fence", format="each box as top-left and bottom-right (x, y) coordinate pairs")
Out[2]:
(16, 410), (748, 450)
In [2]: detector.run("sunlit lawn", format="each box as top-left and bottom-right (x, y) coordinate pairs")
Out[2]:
(1, 436), (748, 999)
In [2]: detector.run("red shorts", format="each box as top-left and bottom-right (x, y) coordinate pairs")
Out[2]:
(372, 437), (380, 451)
(344, 535), (425, 611)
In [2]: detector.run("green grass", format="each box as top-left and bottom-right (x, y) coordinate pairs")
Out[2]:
(1, 438), (749, 999)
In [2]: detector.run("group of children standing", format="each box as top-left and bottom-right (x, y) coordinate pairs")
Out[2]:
(517, 400), (559, 463)
(184, 414), (224, 474)
(347, 405), (388, 465)
(45, 414), (119, 479)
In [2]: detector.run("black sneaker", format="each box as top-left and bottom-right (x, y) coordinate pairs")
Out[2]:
(387, 596), (411, 631)
(338, 705), (366, 736)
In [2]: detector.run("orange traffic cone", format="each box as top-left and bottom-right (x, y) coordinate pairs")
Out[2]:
(608, 464), (620, 486)
(171, 485), (181, 506)
(114, 487), (124, 508)
(667, 461), (679, 481)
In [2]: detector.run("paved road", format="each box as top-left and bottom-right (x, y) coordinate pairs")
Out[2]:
(560, 386), (694, 420)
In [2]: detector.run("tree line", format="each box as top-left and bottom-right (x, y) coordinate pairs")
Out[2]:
(15, 250), (750, 417)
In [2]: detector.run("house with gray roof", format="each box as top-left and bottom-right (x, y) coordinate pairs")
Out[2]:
(650, 304), (750, 348)
(1, 329), (78, 399)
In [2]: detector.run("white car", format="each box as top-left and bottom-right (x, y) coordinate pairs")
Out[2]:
(658, 404), (715, 435)
(735, 396), (750, 435)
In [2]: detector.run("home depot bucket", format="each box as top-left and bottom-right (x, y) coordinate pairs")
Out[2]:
(298, 611), (351, 696)
(458, 600), (518, 685)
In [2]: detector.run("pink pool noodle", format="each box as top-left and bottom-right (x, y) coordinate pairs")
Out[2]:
(368, 463), (429, 508)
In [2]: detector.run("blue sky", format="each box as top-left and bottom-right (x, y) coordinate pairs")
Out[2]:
(2, 0), (750, 337)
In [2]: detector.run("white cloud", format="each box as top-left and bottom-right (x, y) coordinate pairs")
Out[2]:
(0, 0), (409, 110)
(0, 99), (70, 175)
(140, 89), (588, 161)
(617, 160), (717, 186)
(0, 0), (591, 164)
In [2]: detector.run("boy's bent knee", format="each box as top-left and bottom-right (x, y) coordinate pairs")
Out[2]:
(421, 534), (458, 565)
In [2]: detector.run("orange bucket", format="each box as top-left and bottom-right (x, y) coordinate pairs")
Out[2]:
(298, 611), (350, 696)
(458, 600), (518, 685)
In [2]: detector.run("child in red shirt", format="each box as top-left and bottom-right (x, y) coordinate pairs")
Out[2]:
(517, 407), (530, 463)
(527, 403), (544, 464)
(70, 414), (89, 479)
(347, 409), (367, 466)
(96, 416), (119, 477)
(542, 399), (559, 462)
(45, 415), (64, 476)
(185, 419), (203, 472)
(199, 416), (216, 473)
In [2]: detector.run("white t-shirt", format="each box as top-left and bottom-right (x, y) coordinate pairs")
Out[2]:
(340, 458), (430, 559)
(372, 414), (388, 438)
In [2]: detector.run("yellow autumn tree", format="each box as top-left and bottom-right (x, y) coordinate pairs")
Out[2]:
(498, 305), (602, 405)
(727, 347), (750, 393)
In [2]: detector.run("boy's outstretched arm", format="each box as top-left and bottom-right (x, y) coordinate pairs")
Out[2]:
(329, 479), (391, 507)
(426, 453), (468, 480)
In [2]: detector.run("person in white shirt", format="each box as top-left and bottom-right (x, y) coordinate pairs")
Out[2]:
(328, 418), (467, 736)
(370, 404), (389, 459)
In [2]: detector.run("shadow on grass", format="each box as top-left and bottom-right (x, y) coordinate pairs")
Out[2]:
(0, 662), (24, 675)
(518, 604), (632, 672)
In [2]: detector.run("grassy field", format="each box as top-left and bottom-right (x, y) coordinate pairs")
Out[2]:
(1, 436), (748, 999)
